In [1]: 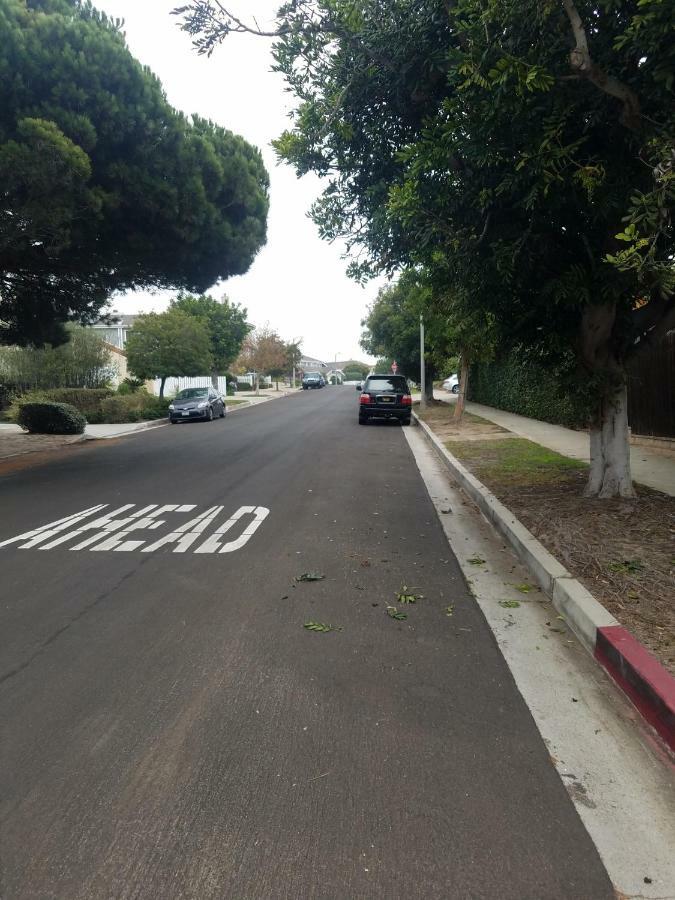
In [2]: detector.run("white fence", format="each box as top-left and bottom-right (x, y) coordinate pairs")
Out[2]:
(152, 374), (273, 396)
(152, 376), (228, 396)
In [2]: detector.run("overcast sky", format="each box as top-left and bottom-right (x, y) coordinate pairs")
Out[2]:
(95, 0), (386, 364)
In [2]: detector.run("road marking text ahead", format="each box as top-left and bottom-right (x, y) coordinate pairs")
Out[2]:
(0, 504), (270, 554)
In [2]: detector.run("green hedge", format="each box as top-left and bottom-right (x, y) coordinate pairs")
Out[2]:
(17, 402), (86, 435)
(469, 353), (591, 429)
(10, 388), (169, 424)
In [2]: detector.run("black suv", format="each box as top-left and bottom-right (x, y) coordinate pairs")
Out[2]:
(357, 375), (412, 425)
(302, 372), (324, 389)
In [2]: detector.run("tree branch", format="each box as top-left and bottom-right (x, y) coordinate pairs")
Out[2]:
(561, 0), (641, 129)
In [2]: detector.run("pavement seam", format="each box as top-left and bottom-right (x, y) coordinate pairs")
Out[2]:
(413, 410), (675, 755)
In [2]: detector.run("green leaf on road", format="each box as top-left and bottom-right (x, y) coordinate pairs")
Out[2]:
(445, 605), (454, 617)
(513, 583), (534, 593)
(386, 606), (407, 620)
(303, 621), (341, 633)
(499, 600), (521, 608)
(467, 556), (486, 566)
(296, 572), (326, 582)
(397, 584), (423, 604)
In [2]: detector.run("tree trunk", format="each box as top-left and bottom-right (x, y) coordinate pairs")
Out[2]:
(211, 370), (218, 390)
(424, 363), (435, 402)
(454, 353), (470, 421)
(159, 376), (166, 398)
(584, 381), (635, 498)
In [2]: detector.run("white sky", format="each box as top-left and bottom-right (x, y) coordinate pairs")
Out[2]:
(95, 0), (385, 364)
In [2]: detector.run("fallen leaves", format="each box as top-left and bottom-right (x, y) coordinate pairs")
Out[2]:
(303, 621), (341, 633)
(499, 599), (521, 609)
(397, 585), (423, 604)
(386, 606), (407, 621)
(296, 572), (325, 582)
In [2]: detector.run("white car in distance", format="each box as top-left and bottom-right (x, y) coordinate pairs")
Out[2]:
(442, 374), (459, 393)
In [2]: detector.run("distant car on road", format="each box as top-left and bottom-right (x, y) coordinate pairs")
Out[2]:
(169, 388), (226, 423)
(302, 372), (325, 389)
(357, 375), (412, 426)
(443, 374), (459, 394)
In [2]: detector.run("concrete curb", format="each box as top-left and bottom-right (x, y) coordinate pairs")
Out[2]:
(84, 419), (168, 440)
(414, 411), (675, 753)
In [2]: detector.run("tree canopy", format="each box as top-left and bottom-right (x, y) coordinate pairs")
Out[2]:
(0, 0), (269, 347)
(176, 0), (675, 497)
(125, 309), (213, 397)
(171, 292), (251, 387)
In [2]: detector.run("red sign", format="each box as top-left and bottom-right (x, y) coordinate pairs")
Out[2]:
(391, 361), (398, 373)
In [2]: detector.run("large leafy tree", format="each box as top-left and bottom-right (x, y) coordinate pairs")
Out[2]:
(361, 273), (442, 401)
(176, 0), (674, 498)
(0, 0), (269, 347)
(171, 292), (251, 388)
(236, 325), (288, 389)
(125, 309), (213, 397)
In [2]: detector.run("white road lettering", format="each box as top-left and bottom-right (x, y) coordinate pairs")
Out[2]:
(0, 505), (108, 548)
(0, 503), (270, 555)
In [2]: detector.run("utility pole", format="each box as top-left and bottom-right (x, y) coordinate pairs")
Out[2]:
(420, 314), (426, 410)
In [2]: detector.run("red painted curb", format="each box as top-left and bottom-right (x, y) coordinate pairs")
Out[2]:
(595, 625), (675, 753)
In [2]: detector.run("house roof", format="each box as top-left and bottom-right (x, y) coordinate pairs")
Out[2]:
(92, 314), (137, 328)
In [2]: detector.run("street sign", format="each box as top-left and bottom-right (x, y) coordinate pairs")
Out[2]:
(391, 361), (398, 373)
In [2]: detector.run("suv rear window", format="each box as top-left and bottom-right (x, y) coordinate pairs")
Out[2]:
(365, 376), (409, 392)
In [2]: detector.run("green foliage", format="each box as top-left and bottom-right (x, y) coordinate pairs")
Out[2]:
(386, 606), (407, 620)
(171, 292), (251, 376)
(0, 326), (116, 391)
(17, 401), (86, 435)
(237, 325), (288, 379)
(303, 621), (341, 633)
(0, 0), (268, 346)
(470, 352), (592, 429)
(8, 387), (169, 423)
(236, 382), (253, 391)
(93, 394), (170, 424)
(125, 310), (213, 396)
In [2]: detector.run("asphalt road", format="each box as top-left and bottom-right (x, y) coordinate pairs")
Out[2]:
(0, 387), (613, 899)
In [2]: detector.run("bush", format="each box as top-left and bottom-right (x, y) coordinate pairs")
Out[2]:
(117, 377), (146, 395)
(17, 402), (86, 434)
(92, 393), (171, 424)
(469, 351), (592, 429)
(9, 388), (113, 421)
(9, 387), (169, 424)
(237, 382), (253, 391)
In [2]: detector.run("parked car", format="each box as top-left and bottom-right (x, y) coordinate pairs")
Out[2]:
(357, 374), (412, 425)
(443, 374), (459, 393)
(302, 372), (324, 389)
(169, 387), (225, 423)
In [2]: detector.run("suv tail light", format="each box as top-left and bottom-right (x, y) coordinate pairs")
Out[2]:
(402, 395), (412, 406)
(359, 393), (371, 405)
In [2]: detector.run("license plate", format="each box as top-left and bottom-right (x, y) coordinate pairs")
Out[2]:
(380, 396), (393, 403)
(182, 411), (190, 416)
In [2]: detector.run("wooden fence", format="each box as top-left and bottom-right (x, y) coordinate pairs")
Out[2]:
(627, 331), (675, 438)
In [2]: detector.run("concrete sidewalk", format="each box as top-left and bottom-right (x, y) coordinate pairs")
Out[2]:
(431, 391), (675, 497)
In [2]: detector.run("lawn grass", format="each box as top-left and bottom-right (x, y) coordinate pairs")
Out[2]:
(414, 402), (497, 429)
(449, 437), (585, 484)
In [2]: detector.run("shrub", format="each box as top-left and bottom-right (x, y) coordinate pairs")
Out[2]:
(92, 393), (170, 423)
(117, 377), (145, 395)
(237, 382), (253, 391)
(10, 387), (168, 424)
(17, 402), (86, 434)
(9, 388), (112, 422)
(469, 351), (592, 429)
